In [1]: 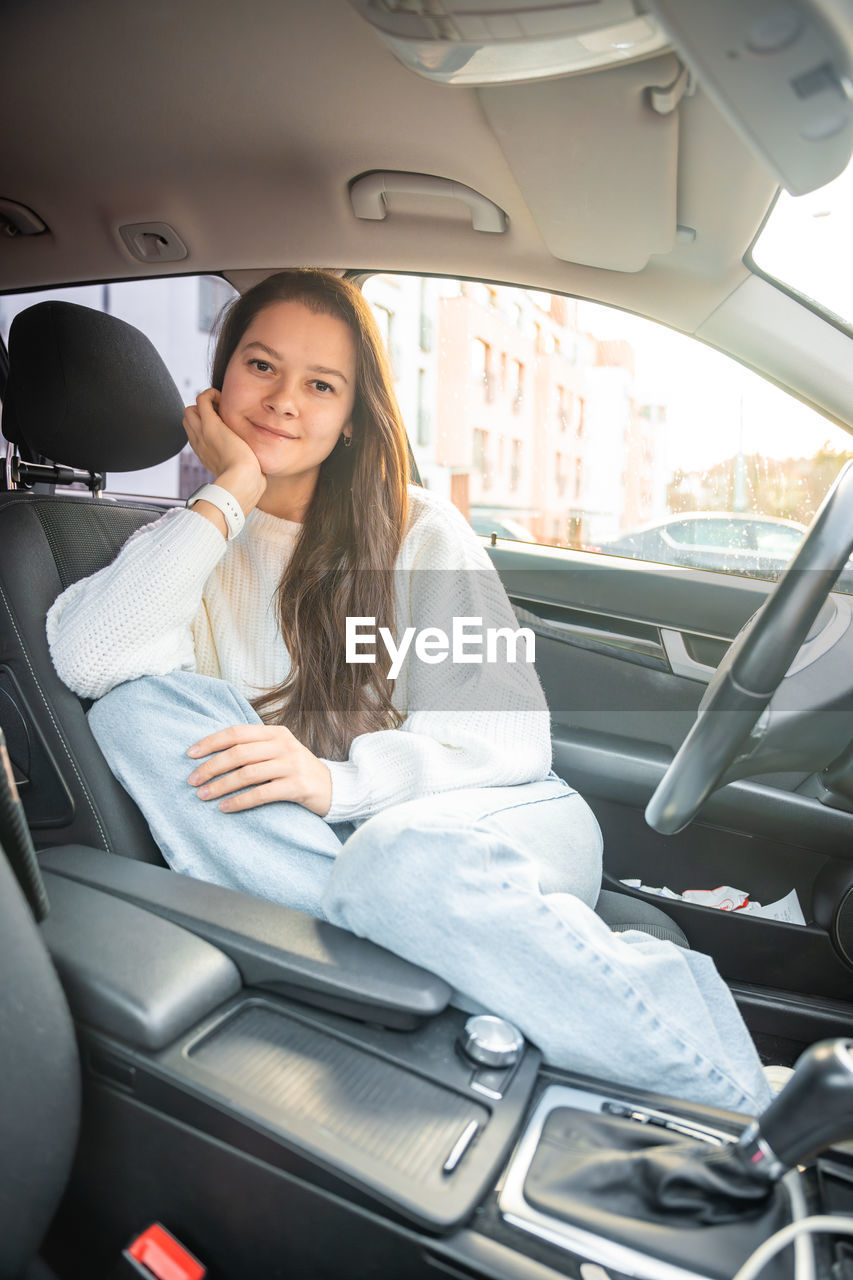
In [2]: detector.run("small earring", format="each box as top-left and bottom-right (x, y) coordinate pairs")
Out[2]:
(342, 433), (353, 448)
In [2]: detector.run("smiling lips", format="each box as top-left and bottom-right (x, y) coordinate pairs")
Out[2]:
(250, 420), (298, 440)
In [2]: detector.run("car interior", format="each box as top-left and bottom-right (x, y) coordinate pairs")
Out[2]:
(3, 2), (853, 1279)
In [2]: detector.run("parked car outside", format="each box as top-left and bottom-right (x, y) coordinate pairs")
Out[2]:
(469, 511), (538, 542)
(598, 511), (809, 578)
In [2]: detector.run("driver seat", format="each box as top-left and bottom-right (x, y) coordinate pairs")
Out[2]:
(0, 300), (687, 947)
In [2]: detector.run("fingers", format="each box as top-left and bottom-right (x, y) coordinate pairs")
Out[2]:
(189, 744), (270, 787)
(184, 389), (219, 429)
(186, 724), (305, 810)
(188, 742), (280, 789)
(182, 389), (265, 489)
(193, 760), (278, 802)
(182, 403), (201, 437)
(216, 782), (285, 813)
(191, 758), (306, 811)
(196, 387), (222, 420)
(188, 723), (289, 760)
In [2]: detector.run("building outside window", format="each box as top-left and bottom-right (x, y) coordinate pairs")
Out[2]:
(555, 452), (566, 498)
(509, 359), (524, 411)
(473, 428), (487, 475)
(510, 439), (522, 492)
(416, 368), (432, 446)
(558, 386), (573, 432)
(472, 337), (494, 401)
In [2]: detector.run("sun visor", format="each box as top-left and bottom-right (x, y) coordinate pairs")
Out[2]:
(479, 54), (680, 272)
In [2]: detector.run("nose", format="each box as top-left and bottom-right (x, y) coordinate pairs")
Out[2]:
(263, 377), (298, 418)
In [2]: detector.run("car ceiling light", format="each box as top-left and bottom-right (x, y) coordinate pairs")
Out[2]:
(646, 0), (853, 195)
(347, 1), (670, 85)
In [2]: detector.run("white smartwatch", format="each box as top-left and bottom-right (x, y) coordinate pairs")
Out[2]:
(186, 483), (246, 540)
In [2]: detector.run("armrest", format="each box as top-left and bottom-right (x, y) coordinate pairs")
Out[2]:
(40, 871), (241, 1049)
(39, 845), (452, 1029)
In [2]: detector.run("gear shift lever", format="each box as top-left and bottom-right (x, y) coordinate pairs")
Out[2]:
(513, 1039), (853, 1248)
(737, 1039), (853, 1180)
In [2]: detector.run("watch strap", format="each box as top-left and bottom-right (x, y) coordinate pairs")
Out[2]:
(186, 483), (246, 540)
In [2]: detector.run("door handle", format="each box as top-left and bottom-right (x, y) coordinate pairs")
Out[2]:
(660, 628), (719, 682)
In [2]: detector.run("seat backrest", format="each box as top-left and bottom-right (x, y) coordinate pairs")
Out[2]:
(0, 301), (188, 862)
(0, 842), (81, 1274)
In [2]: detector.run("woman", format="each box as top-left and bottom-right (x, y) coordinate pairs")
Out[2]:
(46, 269), (772, 1115)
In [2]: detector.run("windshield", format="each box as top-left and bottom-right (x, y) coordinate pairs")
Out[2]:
(752, 155), (853, 329)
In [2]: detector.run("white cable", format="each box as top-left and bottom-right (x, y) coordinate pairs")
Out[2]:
(731, 1214), (853, 1280)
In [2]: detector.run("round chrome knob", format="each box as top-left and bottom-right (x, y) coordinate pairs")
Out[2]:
(459, 1014), (524, 1069)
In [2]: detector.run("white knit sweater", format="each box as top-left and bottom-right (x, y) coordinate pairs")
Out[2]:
(46, 485), (552, 822)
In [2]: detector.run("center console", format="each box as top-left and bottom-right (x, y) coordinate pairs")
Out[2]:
(498, 1083), (805, 1280)
(36, 844), (853, 1280)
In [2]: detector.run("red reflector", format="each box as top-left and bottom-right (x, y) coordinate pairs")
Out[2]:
(127, 1224), (205, 1280)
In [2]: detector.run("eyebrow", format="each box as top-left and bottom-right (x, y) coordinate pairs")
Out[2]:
(243, 341), (349, 383)
(309, 365), (349, 384)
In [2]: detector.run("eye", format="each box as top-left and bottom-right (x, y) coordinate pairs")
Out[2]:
(249, 358), (274, 374)
(311, 379), (334, 394)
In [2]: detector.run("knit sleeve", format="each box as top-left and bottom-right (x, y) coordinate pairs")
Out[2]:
(323, 494), (552, 822)
(46, 507), (228, 700)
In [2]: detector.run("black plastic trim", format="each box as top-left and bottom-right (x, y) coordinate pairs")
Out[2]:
(553, 729), (853, 859)
(40, 870), (242, 1050)
(511, 598), (669, 672)
(80, 994), (541, 1233)
(729, 983), (853, 1045)
(39, 845), (452, 1028)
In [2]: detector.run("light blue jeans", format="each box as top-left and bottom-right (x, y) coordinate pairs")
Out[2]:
(88, 671), (772, 1116)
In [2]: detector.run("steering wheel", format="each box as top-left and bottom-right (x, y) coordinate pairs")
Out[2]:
(645, 459), (853, 834)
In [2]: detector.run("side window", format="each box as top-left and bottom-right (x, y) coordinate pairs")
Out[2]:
(362, 274), (853, 588)
(0, 275), (237, 499)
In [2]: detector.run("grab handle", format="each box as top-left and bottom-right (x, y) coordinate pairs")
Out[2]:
(350, 171), (507, 233)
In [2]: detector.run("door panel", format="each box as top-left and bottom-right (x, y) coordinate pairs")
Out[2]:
(489, 541), (853, 1023)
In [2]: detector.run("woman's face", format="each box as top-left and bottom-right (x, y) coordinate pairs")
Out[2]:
(218, 299), (357, 518)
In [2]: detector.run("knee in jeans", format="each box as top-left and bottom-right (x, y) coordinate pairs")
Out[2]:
(87, 672), (198, 748)
(335, 809), (450, 889)
(88, 676), (148, 735)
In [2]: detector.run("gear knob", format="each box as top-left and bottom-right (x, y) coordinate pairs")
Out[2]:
(737, 1039), (853, 1179)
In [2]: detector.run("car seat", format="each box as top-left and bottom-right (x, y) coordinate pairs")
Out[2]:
(0, 839), (80, 1278)
(0, 300), (687, 946)
(0, 301), (186, 863)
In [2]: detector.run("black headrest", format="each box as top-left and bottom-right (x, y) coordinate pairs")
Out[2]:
(2, 301), (187, 472)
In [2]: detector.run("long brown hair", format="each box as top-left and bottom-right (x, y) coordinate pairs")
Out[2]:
(212, 270), (410, 759)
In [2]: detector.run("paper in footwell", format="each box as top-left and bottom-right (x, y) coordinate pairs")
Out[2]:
(619, 880), (806, 925)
